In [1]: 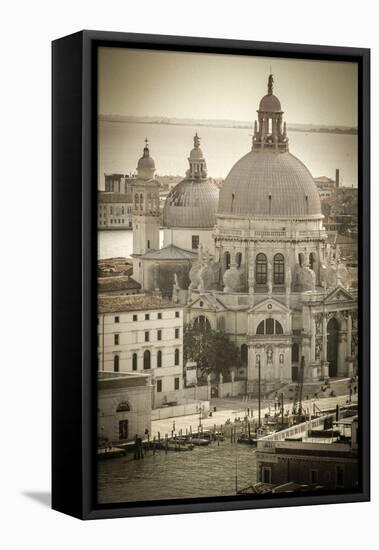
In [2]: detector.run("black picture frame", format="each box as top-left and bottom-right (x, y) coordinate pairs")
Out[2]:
(52, 30), (370, 520)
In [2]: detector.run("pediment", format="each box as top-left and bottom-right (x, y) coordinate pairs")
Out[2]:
(249, 297), (290, 315)
(188, 293), (225, 311)
(324, 285), (355, 304)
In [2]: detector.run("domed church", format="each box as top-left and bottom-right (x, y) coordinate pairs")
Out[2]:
(163, 133), (219, 253)
(186, 75), (358, 392)
(131, 136), (219, 298)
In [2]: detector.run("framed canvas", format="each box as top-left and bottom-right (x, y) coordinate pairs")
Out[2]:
(52, 31), (370, 520)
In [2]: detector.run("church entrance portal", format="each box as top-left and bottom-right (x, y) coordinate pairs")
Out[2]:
(327, 317), (339, 377)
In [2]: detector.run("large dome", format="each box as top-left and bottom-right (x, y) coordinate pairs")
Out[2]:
(163, 179), (219, 228)
(217, 150), (322, 218)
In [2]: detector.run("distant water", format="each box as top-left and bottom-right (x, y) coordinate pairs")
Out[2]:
(98, 121), (358, 189)
(98, 229), (164, 260)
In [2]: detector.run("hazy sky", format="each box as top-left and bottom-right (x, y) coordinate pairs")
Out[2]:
(98, 47), (358, 127)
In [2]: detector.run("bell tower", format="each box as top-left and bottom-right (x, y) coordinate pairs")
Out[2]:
(132, 140), (160, 272)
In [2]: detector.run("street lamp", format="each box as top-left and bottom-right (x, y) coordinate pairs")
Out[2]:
(258, 355), (261, 428)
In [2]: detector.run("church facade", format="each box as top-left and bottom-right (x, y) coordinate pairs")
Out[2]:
(131, 76), (358, 394)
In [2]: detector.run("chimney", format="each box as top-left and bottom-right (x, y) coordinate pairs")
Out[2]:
(335, 169), (340, 188)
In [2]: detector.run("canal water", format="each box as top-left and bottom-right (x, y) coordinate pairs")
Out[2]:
(98, 439), (257, 504)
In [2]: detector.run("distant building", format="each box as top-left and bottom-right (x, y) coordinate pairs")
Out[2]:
(256, 414), (358, 490)
(104, 173), (133, 194)
(97, 293), (184, 408)
(97, 371), (152, 443)
(314, 170), (340, 199)
(98, 191), (133, 229)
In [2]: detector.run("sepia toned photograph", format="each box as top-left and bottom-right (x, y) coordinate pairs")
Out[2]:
(96, 47), (359, 505)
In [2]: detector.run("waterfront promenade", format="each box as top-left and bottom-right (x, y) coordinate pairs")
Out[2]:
(151, 393), (357, 437)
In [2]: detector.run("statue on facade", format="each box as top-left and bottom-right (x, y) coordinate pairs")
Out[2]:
(266, 346), (273, 364)
(315, 341), (322, 362)
(172, 272), (180, 303)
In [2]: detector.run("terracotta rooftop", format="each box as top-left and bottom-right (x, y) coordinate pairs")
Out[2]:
(97, 276), (141, 292)
(98, 293), (180, 313)
(139, 244), (197, 261)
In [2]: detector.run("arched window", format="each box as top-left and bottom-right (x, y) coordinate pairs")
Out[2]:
(309, 253), (316, 271)
(266, 318), (275, 334)
(132, 353), (137, 371)
(274, 253), (285, 285)
(114, 355), (119, 372)
(257, 320), (265, 334)
(143, 350), (151, 370)
(292, 343), (299, 362)
(298, 253), (304, 267)
(241, 344), (248, 365)
(256, 319), (284, 335)
(224, 251), (231, 270)
(139, 193), (144, 209)
(157, 350), (162, 368)
(256, 253), (267, 284)
(236, 252), (242, 268)
(193, 315), (211, 331)
(174, 348), (180, 366)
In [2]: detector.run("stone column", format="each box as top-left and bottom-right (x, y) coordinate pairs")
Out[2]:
(322, 313), (329, 378)
(346, 314), (352, 358)
(231, 370), (235, 397)
(248, 256), (255, 307)
(338, 332), (347, 377)
(218, 372), (224, 399)
(246, 345), (255, 395)
(267, 257), (273, 295)
(311, 316), (316, 362)
(344, 313), (354, 377)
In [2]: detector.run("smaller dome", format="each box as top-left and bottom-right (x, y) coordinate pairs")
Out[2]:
(136, 139), (156, 180)
(259, 94), (282, 112)
(163, 179), (219, 228)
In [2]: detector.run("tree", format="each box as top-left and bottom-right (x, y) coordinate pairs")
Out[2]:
(183, 321), (242, 380)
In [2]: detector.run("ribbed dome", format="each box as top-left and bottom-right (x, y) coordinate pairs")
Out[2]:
(163, 178), (219, 228)
(218, 150), (322, 218)
(259, 94), (282, 112)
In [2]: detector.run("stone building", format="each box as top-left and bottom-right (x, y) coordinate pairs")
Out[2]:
(97, 371), (152, 443)
(131, 138), (204, 297)
(123, 76), (358, 395)
(97, 294), (184, 408)
(98, 191), (133, 229)
(185, 75), (358, 393)
(256, 414), (358, 489)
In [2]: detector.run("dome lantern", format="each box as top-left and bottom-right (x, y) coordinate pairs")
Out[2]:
(187, 132), (207, 179)
(253, 74), (288, 152)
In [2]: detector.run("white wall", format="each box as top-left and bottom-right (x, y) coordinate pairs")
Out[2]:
(4, 1), (377, 549)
